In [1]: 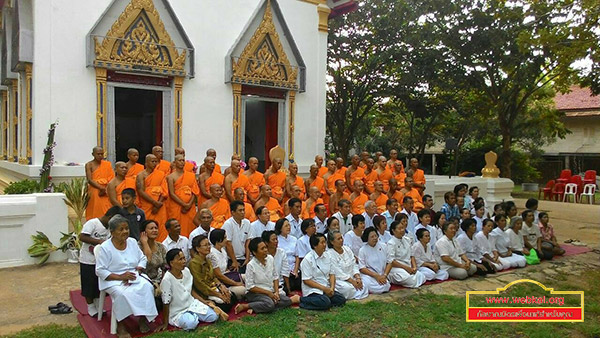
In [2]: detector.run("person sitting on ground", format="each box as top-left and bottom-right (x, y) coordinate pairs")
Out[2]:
(162, 219), (190, 262)
(300, 233), (347, 310)
(400, 196), (418, 235)
(526, 198), (540, 224)
(362, 200), (379, 229)
(412, 228), (449, 281)
(489, 215), (526, 268)
(332, 199), (353, 235)
(423, 195), (435, 218)
(492, 203), (504, 218)
(189, 235), (239, 314)
(95, 215), (157, 336)
(386, 221), (426, 288)
(344, 214), (366, 259)
(381, 198), (399, 229)
(248, 206), (275, 239)
(326, 230), (369, 300)
(189, 209), (214, 257)
(139, 220), (168, 287)
(374, 215), (391, 244)
(459, 208), (471, 224)
(207, 229), (246, 300)
(285, 197), (304, 239)
(313, 203), (328, 234)
(234, 238), (296, 315)
(474, 219), (509, 271)
(221, 200), (252, 273)
(325, 217), (340, 234)
(431, 211), (446, 245)
(468, 186), (486, 213)
(275, 218), (300, 291)
(456, 219), (493, 276)
(506, 216), (534, 259)
(358, 227), (391, 294)
(472, 203), (486, 233)
(414, 209), (437, 248)
(538, 212), (565, 257)
(440, 192), (460, 220)
(454, 183), (471, 209)
(262, 230), (296, 296)
(434, 222), (477, 280)
(293, 219), (317, 285)
(521, 210), (547, 260)
(503, 201), (518, 223)
(156, 249), (222, 332)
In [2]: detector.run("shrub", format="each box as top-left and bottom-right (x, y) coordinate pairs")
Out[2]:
(4, 179), (41, 194)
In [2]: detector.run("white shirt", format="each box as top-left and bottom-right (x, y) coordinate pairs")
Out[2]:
(162, 235), (190, 262)
(301, 250), (333, 295)
(285, 213), (303, 239)
(358, 241), (387, 275)
(295, 234), (312, 259)
(473, 216), (484, 233)
(80, 218), (110, 265)
(96, 238), (147, 290)
(381, 210), (397, 230)
(521, 223), (542, 246)
(490, 227), (511, 255)
(434, 235), (463, 271)
(272, 247), (290, 285)
(222, 217), (251, 260)
(506, 228), (524, 251)
(474, 231), (495, 258)
(456, 233), (480, 262)
(362, 212), (377, 229)
(314, 216), (327, 234)
(377, 230), (392, 244)
(327, 246), (359, 281)
(248, 219), (275, 239)
(160, 268), (210, 327)
(412, 241), (435, 268)
(207, 246), (228, 272)
(245, 255), (278, 293)
(401, 209), (418, 234)
(386, 235), (413, 266)
(414, 224), (438, 251)
(332, 211), (353, 235)
(188, 226), (213, 251)
(343, 230), (364, 258)
(278, 234), (297, 273)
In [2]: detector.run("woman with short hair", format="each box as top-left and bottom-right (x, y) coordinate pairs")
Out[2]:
(207, 229), (246, 299)
(412, 228), (448, 281)
(489, 215), (526, 268)
(358, 227), (391, 294)
(386, 221), (426, 288)
(326, 230), (369, 300)
(434, 222), (477, 280)
(138, 220), (167, 285)
(373, 215), (391, 244)
(275, 218), (300, 291)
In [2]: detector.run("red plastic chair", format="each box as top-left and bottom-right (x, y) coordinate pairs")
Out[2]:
(569, 175), (583, 198)
(552, 182), (565, 201)
(583, 170), (596, 186)
(539, 180), (555, 200)
(556, 169), (572, 184)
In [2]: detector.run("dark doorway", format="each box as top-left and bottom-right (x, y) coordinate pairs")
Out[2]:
(114, 87), (162, 162)
(245, 100), (278, 172)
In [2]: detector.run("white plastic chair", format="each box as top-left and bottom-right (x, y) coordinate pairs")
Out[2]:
(563, 183), (578, 203)
(580, 184), (596, 204)
(94, 245), (117, 335)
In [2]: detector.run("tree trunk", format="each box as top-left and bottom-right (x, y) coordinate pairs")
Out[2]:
(500, 132), (512, 178)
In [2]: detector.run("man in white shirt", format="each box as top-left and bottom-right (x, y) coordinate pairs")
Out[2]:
(381, 198), (399, 230)
(313, 203), (328, 234)
(189, 209), (214, 256)
(249, 206), (275, 239)
(222, 200), (251, 273)
(362, 200), (378, 229)
(285, 197), (303, 238)
(162, 219), (190, 262)
(401, 197), (418, 235)
(332, 199), (353, 235)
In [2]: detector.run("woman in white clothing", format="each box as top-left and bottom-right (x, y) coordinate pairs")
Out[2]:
(489, 215), (526, 268)
(326, 231), (369, 300)
(208, 229), (246, 299)
(156, 249), (222, 332)
(95, 215), (157, 337)
(414, 209), (438, 249)
(456, 219), (494, 276)
(386, 221), (426, 288)
(275, 218), (300, 291)
(374, 215), (392, 244)
(358, 228), (391, 294)
(344, 214), (366, 258)
(473, 219), (510, 271)
(262, 230), (292, 295)
(434, 222), (477, 280)
(506, 216), (528, 256)
(412, 229), (448, 281)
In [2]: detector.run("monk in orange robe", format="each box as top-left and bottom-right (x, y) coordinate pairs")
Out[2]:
(199, 148), (222, 174)
(137, 154), (169, 241)
(85, 147), (114, 220)
(335, 157), (347, 178)
(265, 157), (286, 204)
(199, 184), (231, 229)
(363, 158), (378, 194)
(285, 163), (305, 201)
(305, 164), (326, 201)
(349, 180), (369, 215)
(125, 148), (144, 180)
(198, 156), (224, 205)
(369, 181), (389, 214)
(166, 155), (199, 237)
(174, 147), (196, 173)
(393, 161), (407, 189)
(254, 185), (283, 222)
(359, 151), (370, 168)
(387, 149), (400, 171)
(329, 178), (350, 215)
(401, 176), (424, 211)
(303, 186), (324, 219)
(315, 155), (329, 177)
(376, 156), (393, 193)
(243, 157), (265, 206)
(323, 160), (342, 208)
(107, 162), (136, 207)
(224, 159), (250, 202)
(387, 178), (404, 206)
(224, 154), (244, 176)
(409, 157), (426, 195)
(233, 187), (256, 222)
(346, 155), (366, 194)
(152, 146), (171, 176)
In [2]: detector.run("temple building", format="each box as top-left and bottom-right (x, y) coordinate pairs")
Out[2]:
(0, 0), (356, 184)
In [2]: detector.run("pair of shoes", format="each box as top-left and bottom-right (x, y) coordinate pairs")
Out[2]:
(50, 303), (72, 314)
(48, 302), (66, 311)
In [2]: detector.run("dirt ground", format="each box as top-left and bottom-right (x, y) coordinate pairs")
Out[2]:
(0, 198), (598, 336)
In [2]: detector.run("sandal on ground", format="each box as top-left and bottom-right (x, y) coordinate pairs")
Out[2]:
(48, 302), (66, 310)
(50, 304), (72, 314)
(564, 239), (573, 243)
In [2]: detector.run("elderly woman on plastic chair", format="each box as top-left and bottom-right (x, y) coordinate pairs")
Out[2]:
(96, 215), (158, 337)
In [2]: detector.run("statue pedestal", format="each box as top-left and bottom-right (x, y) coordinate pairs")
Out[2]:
(426, 176), (514, 208)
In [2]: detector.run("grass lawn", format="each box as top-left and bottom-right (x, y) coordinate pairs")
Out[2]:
(512, 185), (599, 204)
(7, 270), (599, 338)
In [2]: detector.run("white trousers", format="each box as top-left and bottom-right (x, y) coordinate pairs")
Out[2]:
(500, 254), (527, 268)
(361, 274), (391, 294)
(387, 267), (426, 288)
(335, 279), (369, 300)
(105, 279), (158, 322)
(418, 266), (449, 281)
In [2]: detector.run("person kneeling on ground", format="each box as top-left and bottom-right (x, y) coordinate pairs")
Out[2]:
(456, 219), (494, 276)
(326, 230), (369, 300)
(434, 222), (477, 280)
(386, 221), (426, 288)
(489, 215), (526, 268)
(300, 233), (346, 310)
(358, 227), (391, 294)
(157, 249), (225, 332)
(412, 228), (449, 281)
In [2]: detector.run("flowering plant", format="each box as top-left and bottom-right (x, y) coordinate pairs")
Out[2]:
(240, 160), (247, 169)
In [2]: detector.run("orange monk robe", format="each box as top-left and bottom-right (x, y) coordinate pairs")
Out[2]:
(302, 198), (323, 220)
(85, 161), (115, 220)
(387, 161), (404, 172)
(351, 193), (369, 215)
(264, 197), (284, 222)
(116, 177), (137, 204)
(373, 194), (389, 214)
(364, 170), (379, 193)
(208, 199), (231, 229)
(247, 172), (266, 202)
(198, 171), (225, 205)
(348, 167), (366, 187)
(406, 188), (424, 211)
(184, 161), (195, 173)
(244, 202), (257, 222)
(335, 167), (347, 178)
(231, 174), (251, 201)
(317, 167), (328, 177)
(156, 160), (172, 176)
(395, 172), (407, 188)
(126, 163), (144, 180)
(309, 176), (326, 199)
(390, 190), (404, 205)
(267, 172), (286, 202)
(326, 173), (344, 194)
(214, 163), (222, 174)
(139, 170), (169, 241)
(413, 168), (426, 192)
(292, 176), (306, 200)
(378, 169), (394, 192)
(166, 172), (199, 237)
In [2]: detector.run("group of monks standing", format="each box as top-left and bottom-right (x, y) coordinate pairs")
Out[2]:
(85, 146), (427, 241)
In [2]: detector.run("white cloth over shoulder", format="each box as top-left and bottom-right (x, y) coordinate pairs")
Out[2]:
(343, 230), (364, 258)
(160, 268), (211, 327)
(434, 235), (464, 271)
(327, 247), (368, 300)
(358, 242), (390, 294)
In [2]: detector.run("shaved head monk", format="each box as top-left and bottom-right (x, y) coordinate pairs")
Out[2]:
(153, 146), (171, 175)
(387, 149), (399, 171)
(369, 180), (389, 214)
(363, 157), (378, 195)
(166, 155), (199, 237)
(198, 156), (224, 205)
(224, 154), (243, 176)
(393, 160), (407, 189)
(174, 147), (195, 173)
(205, 148), (221, 174)
(335, 157), (347, 177)
(233, 187), (256, 222)
(305, 164), (326, 204)
(409, 158), (426, 194)
(125, 148), (144, 180)
(285, 163), (305, 201)
(85, 147), (114, 220)
(254, 185), (283, 222)
(224, 159), (250, 202)
(322, 159), (342, 208)
(243, 157), (265, 205)
(329, 179), (350, 215)
(315, 155), (328, 177)
(346, 154), (366, 194)
(349, 179), (369, 215)
(376, 156), (393, 192)
(107, 161), (135, 207)
(402, 176), (424, 211)
(136, 154), (169, 241)
(199, 184), (231, 229)
(387, 177), (404, 204)
(359, 151), (370, 168)
(303, 186), (324, 219)
(265, 158), (286, 204)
